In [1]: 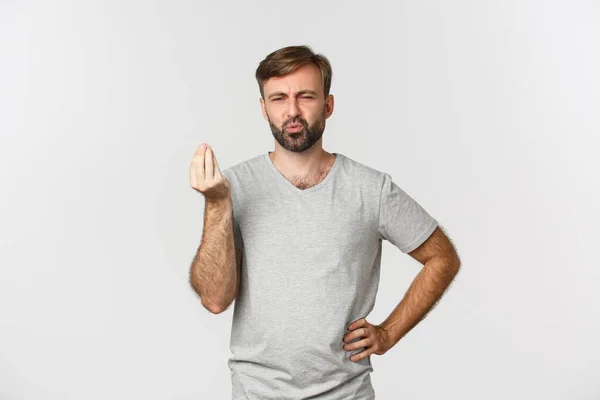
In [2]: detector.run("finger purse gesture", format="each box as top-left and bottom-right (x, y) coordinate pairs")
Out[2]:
(190, 143), (230, 203)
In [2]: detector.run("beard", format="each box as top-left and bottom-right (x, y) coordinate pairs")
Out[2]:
(267, 108), (326, 153)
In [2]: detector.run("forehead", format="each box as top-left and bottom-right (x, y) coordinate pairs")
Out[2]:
(263, 63), (323, 96)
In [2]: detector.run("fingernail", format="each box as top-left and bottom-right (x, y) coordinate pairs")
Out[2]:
(200, 144), (206, 150)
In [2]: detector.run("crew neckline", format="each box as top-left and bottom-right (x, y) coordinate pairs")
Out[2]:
(263, 151), (343, 195)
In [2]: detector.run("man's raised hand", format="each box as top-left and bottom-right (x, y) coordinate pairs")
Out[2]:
(189, 143), (230, 202)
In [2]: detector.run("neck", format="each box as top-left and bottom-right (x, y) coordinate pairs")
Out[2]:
(269, 143), (332, 178)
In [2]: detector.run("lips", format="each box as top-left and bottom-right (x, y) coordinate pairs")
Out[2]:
(285, 123), (303, 133)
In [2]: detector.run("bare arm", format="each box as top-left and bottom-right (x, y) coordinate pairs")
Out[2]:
(379, 226), (461, 345)
(188, 143), (241, 314)
(189, 197), (240, 314)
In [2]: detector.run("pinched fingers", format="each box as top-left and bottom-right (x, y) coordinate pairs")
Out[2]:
(190, 144), (207, 188)
(205, 144), (214, 180)
(189, 143), (230, 200)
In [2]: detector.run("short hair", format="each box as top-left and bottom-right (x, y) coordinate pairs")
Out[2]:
(255, 45), (333, 99)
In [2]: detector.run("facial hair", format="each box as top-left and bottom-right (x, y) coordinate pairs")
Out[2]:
(267, 108), (326, 153)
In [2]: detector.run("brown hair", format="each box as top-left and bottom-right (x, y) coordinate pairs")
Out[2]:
(255, 45), (333, 99)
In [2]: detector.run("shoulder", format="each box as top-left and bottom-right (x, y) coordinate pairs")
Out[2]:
(337, 153), (388, 189)
(221, 152), (266, 181)
(220, 153), (266, 207)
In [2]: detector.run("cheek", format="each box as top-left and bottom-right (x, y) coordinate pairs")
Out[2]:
(266, 105), (284, 119)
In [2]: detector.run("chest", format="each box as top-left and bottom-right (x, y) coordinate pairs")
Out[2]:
(284, 165), (333, 191)
(238, 188), (379, 266)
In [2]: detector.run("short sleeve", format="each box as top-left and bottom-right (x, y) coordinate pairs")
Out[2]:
(378, 173), (438, 253)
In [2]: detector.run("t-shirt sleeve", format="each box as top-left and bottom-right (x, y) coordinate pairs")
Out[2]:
(378, 173), (438, 253)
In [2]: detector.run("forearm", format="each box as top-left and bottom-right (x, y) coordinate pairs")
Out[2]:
(189, 197), (237, 313)
(380, 256), (460, 346)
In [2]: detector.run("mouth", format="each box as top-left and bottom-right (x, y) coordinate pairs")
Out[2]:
(285, 123), (304, 133)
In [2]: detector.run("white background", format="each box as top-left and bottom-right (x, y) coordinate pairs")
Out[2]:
(1, 1), (598, 399)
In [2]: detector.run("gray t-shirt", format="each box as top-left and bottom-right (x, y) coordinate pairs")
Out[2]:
(220, 152), (438, 400)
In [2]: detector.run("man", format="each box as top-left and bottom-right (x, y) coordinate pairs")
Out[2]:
(189, 45), (461, 400)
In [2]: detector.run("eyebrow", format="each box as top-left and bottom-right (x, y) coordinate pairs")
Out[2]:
(267, 90), (318, 99)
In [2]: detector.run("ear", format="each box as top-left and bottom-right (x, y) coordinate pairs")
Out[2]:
(325, 94), (334, 119)
(260, 97), (268, 121)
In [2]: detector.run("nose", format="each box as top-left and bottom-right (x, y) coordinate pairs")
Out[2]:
(286, 97), (300, 120)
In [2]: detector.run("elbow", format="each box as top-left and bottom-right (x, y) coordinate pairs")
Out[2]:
(433, 255), (460, 280)
(452, 254), (461, 272)
(202, 298), (232, 315)
(190, 284), (227, 314)
(448, 258), (461, 278)
(445, 251), (461, 274)
(203, 302), (225, 314)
